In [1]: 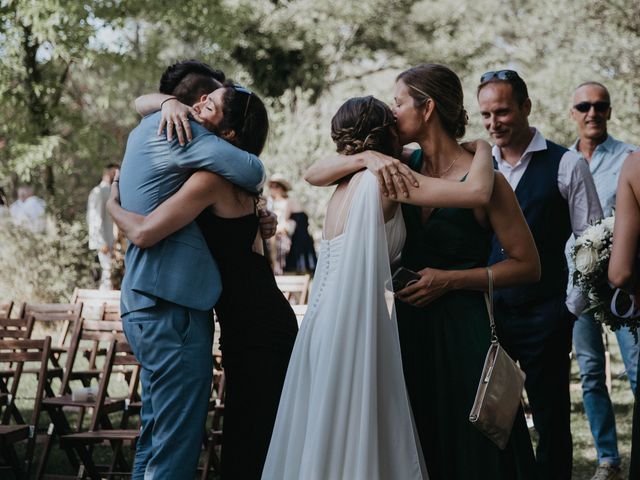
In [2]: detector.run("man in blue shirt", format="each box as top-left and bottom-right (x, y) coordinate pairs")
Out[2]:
(118, 62), (269, 479)
(569, 81), (638, 480)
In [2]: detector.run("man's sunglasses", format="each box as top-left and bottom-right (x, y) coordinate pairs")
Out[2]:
(480, 70), (520, 83)
(573, 101), (610, 113)
(232, 84), (253, 119)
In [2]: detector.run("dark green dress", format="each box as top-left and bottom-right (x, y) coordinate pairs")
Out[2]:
(395, 150), (536, 480)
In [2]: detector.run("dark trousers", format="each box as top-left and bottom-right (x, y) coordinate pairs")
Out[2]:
(495, 294), (574, 480)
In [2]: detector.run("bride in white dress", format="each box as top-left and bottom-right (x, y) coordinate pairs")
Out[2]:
(262, 96), (494, 480)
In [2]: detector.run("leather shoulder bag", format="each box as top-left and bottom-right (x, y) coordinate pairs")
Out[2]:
(469, 267), (526, 450)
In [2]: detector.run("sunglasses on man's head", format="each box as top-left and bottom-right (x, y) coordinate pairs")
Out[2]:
(232, 84), (253, 119)
(480, 70), (520, 83)
(573, 101), (610, 113)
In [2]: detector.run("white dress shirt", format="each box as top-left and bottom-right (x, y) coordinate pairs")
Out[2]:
(493, 128), (603, 316)
(569, 134), (637, 217)
(87, 181), (115, 250)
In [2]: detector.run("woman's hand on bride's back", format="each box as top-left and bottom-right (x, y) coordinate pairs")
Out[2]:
(361, 150), (418, 199)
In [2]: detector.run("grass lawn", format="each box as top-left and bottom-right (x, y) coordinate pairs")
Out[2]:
(3, 329), (637, 479)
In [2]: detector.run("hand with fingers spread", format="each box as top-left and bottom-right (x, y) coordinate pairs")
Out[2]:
(157, 98), (198, 146)
(360, 150), (419, 199)
(395, 267), (453, 307)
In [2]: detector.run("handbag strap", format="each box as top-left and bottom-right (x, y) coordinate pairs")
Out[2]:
(484, 267), (498, 344)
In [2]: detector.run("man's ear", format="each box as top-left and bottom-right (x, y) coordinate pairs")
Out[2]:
(522, 98), (532, 117)
(221, 130), (236, 142)
(199, 94), (208, 103)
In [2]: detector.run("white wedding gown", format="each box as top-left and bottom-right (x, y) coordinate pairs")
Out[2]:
(262, 171), (428, 480)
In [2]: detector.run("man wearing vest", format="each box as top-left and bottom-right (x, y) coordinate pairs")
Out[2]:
(477, 70), (603, 479)
(569, 81), (638, 480)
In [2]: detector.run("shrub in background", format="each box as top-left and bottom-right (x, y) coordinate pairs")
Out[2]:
(0, 216), (95, 303)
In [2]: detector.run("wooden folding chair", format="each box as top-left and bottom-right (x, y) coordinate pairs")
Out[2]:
(71, 289), (121, 321)
(0, 337), (55, 479)
(24, 303), (83, 366)
(59, 329), (140, 480)
(199, 367), (226, 479)
(36, 319), (132, 478)
(0, 316), (37, 425)
(0, 302), (13, 318)
(0, 316), (35, 341)
(66, 320), (141, 429)
(275, 274), (311, 304)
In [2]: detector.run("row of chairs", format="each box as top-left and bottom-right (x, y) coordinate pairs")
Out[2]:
(0, 299), (142, 479)
(0, 274), (311, 478)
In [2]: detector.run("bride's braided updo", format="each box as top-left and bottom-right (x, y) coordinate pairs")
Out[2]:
(331, 96), (398, 157)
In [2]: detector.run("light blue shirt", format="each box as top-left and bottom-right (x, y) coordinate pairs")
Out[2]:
(570, 135), (637, 216)
(119, 112), (266, 314)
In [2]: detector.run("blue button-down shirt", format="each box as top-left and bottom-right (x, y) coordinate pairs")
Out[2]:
(570, 135), (637, 216)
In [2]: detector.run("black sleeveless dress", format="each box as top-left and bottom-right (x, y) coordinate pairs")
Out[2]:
(285, 211), (317, 273)
(196, 209), (298, 479)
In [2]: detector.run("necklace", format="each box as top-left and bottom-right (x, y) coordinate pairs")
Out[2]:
(426, 148), (464, 178)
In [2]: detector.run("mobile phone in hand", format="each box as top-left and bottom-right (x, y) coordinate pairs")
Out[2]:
(391, 267), (421, 292)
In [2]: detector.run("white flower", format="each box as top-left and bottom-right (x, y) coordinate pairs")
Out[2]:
(582, 224), (606, 249)
(575, 247), (599, 275)
(602, 216), (615, 232)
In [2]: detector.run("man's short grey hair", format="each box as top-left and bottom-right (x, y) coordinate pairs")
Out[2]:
(574, 81), (611, 103)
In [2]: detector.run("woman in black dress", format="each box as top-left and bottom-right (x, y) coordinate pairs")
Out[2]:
(108, 82), (298, 479)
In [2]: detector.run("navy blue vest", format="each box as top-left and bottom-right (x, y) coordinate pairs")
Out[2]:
(488, 140), (572, 307)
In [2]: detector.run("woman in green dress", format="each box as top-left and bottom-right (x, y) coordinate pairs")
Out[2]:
(392, 64), (539, 479)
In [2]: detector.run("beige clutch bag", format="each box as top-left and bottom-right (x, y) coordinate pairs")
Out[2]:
(469, 267), (526, 450)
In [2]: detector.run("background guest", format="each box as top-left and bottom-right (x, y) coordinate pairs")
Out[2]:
(10, 184), (46, 233)
(87, 163), (119, 290)
(267, 174), (295, 274)
(569, 81), (638, 480)
(265, 175), (317, 275)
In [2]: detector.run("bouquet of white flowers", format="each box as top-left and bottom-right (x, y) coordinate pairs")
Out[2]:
(572, 215), (639, 334)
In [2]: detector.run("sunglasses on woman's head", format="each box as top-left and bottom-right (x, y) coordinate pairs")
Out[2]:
(573, 101), (610, 113)
(479, 70), (520, 83)
(232, 84), (253, 119)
